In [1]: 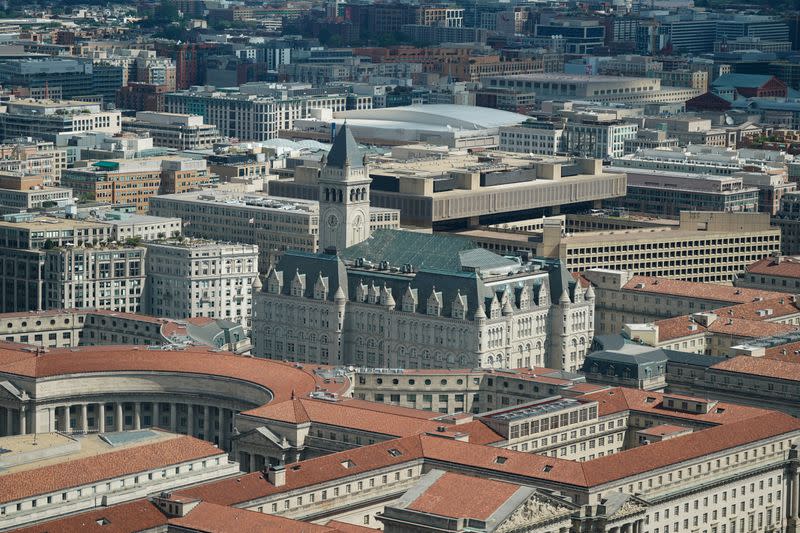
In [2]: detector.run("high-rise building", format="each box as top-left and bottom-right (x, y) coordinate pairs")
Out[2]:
(145, 239), (258, 329)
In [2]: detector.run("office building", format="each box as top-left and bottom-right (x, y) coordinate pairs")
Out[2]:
(1, 339), (800, 533)
(582, 268), (788, 335)
(270, 145), (624, 229)
(534, 19), (605, 54)
(606, 169), (760, 216)
(122, 111), (221, 150)
(0, 140), (68, 186)
(0, 57), (123, 101)
(482, 73), (701, 105)
(735, 255), (800, 293)
(149, 190), (399, 271)
(145, 239), (258, 330)
(458, 211), (781, 283)
(0, 430), (236, 531)
(164, 85), (353, 142)
(0, 99), (121, 143)
(61, 157), (210, 212)
(254, 127), (595, 372)
(0, 182), (73, 215)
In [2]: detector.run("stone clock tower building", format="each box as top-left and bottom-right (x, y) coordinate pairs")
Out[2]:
(319, 124), (372, 252)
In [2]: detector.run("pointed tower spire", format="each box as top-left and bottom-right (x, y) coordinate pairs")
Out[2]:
(326, 123), (363, 172)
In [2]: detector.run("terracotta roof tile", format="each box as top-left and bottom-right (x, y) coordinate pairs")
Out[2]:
(176, 435), (427, 505)
(6, 500), (167, 533)
(623, 276), (784, 303)
(0, 343), (349, 404)
(712, 356), (800, 382)
(168, 501), (335, 532)
(406, 472), (521, 520)
(0, 436), (222, 505)
(746, 256), (800, 278)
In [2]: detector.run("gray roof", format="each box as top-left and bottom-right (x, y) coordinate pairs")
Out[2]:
(340, 229), (482, 272)
(326, 123), (363, 169)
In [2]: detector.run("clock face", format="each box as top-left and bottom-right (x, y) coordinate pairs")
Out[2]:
(327, 213), (339, 228)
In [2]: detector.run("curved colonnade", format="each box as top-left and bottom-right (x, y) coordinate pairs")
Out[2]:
(0, 343), (350, 451)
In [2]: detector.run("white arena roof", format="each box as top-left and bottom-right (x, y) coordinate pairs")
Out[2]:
(333, 104), (529, 132)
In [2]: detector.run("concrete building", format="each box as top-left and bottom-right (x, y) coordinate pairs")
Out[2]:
(0, 184), (73, 215)
(0, 431), (236, 531)
(775, 193), (800, 255)
(1, 339), (800, 533)
(122, 111), (221, 150)
(458, 211), (781, 283)
(0, 139), (68, 187)
(149, 190), (399, 272)
(735, 255), (800, 293)
(499, 120), (565, 156)
(0, 99), (121, 143)
(86, 209), (183, 242)
(582, 268), (790, 335)
(254, 126), (594, 372)
(606, 168), (760, 217)
(269, 146), (624, 229)
(61, 157), (211, 212)
(145, 239), (258, 330)
(164, 85), (353, 142)
(482, 74), (701, 105)
(0, 57), (123, 101)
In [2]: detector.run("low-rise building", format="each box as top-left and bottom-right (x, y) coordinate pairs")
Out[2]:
(61, 157), (211, 212)
(457, 211), (781, 283)
(582, 268), (788, 335)
(0, 431), (237, 531)
(735, 254), (800, 292)
(0, 99), (121, 143)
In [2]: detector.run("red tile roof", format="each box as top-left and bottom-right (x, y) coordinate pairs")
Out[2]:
(176, 435), (427, 505)
(746, 256), (800, 278)
(0, 343), (350, 404)
(0, 436), (222, 505)
(6, 500), (167, 533)
(711, 356), (800, 382)
(168, 502), (335, 532)
(406, 472), (521, 520)
(622, 276), (784, 303)
(240, 397), (502, 443)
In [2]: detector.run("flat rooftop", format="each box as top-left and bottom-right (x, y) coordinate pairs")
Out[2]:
(484, 397), (582, 422)
(0, 430), (172, 475)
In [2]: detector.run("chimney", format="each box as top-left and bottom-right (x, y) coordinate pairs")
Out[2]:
(267, 465), (286, 487)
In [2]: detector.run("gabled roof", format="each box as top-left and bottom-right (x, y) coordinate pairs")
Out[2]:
(712, 73), (778, 89)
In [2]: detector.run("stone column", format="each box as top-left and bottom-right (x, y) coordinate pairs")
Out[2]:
(98, 403), (106, 433)
(80, 404), (88, 433)
(64, 405), (73, 433)
(5, 407), (14, 436)
(249, 452), (256, 473)
(170, 403), (177, 432)
(203, 405), (210, 439)
(133, 402), (141, 430)
(218, 408), (226, 448)
(115, 402), (124, 432)
(186, 404), (194, 436)
(49, 407), (56, 432)
(19, 406), (26, 436)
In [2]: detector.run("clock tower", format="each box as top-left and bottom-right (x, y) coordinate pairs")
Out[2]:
(319, 124), (372, 253)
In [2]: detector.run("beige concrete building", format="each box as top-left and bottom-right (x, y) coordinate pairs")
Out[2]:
(145, 238), (258, 329)
(458, 211), (781, 283)
(1, 339), (799, 533)
(149, 190), (399, 271)
(269, 147), (625, 228)
(582, 268), (789, 335)
(122, 111), (221, 150)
